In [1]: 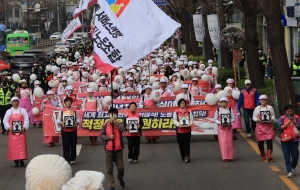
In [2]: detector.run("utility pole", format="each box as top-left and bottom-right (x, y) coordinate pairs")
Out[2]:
(57, 1), (60, 32)
(4, 0), (7, 28)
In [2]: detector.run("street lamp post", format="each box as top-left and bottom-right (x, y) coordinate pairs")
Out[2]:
(4, 0), (7, 28)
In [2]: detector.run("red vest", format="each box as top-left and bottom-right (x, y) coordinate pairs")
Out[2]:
(61, 108), (77, 132)
(175, 108), (191, 133)
(242, 88), (256, 109)
(126, 111), (141, 137)
(281, 115), (299, 140)
(105, 122), (123, 151)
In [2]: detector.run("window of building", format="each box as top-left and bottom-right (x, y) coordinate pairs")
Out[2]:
(8, 10), (12, 18)
(15, 9), (19, 18)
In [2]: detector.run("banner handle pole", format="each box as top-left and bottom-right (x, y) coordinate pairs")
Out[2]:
(233, 50), (237, 88)
(110, 69), (114, 107)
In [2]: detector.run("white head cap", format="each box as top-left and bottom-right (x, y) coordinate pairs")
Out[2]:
(11, 96), (19, 103)
(245, 79), (251, 84)
(160, 78), (167, 83)
(181, 84), (189, 89)
(259, 95), (267, 100)
(62, 77), (67, 81)
(21, 79), (27, 83)
(208, 59), (214, 64)
(192, 78), (198, 81)
(215, 84), (222, 89)
(120, 88), (128, 92)
(226, 78), (234, 84)
(47, 90), (54, 95)
(67, 86), (74, 90)
(145, 85), (152, 90)
(100, 76), (106, 80)
(57, 74), (62, 78)
(34, 80), (40, 85)
(220, 97), (228, 102)
(87, 88), (94, 93)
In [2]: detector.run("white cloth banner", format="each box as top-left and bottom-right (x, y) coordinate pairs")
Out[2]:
(193, 14), (205, 42)
(73, 0), (96, 18)
(207, 14), (220, 49)
(61, 18), (82, 44)
(94, 0), (181, 73)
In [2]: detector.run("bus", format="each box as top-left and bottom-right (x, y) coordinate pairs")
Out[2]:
(6, 31), (34, 56)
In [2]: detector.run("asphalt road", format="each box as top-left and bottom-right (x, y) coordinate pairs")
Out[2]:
(0, 124), (299, 190)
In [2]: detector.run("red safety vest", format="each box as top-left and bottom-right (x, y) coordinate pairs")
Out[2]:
(105, 122), (123, 151)
(126, 111), (141, 137)
(281, 115), (299, 141)
(242, 88), (256, 109)
(175, 108), (191, 133)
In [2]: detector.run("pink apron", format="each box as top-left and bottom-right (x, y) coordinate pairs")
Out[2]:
(190, 86), (199, 96)
(85, 98), (97, 111)
(7, 109), (27, 160)
(217, 108), (234, 160)
(255, 106), (275, 141)
(232, 101), (242, 129)
(43, 100), (59, 144)
(161, 88), (170, 98)
(144, 96), (159, 140)
(19, 88), (34, 124)
(33, 95), (43, 125)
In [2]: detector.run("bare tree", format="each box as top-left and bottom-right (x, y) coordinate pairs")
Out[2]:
(256, 0), (297, 114)
(232, 0), (265, 88)
(202, 0), (214, 60)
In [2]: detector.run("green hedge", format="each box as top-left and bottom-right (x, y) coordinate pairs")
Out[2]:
(217, 68), (246, 88)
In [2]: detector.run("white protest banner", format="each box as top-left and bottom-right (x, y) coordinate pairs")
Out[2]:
(73, 0), (97, 18)
(207, 14), (220, 49)
(93, 0), (181, 73)
(61, 17), (82, 44)
(193, 14), (205, 42)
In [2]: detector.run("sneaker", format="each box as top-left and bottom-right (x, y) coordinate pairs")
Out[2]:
(180, 158), (184, 162)
(185, 157), (191, 163)
(20, 160), (25, 167)
(246, 133), (252, 138)
(287, 172), (293, 178)
(109, 187), (115, 190)
(70, 161), (76, 164)
(233, 135), (238, 140)
(134, 160), (138, 163)
(38, 125), (42, 128)
(119, 179), (125, 188)
(292, 168), (296, 176)
(33, 123), (36, 127)
(128, 159), (133, 163)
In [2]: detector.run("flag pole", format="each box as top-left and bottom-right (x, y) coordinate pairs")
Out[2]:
(110, 69), (114, 107)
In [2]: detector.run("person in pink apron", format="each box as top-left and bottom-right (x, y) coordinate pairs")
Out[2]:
(173, 99), (194, 163)
(226, 78), (241, 140)
(158, 78), (174, 97)
(117, 88), (131, 100)
(99, 76), (109, 92)
(174, 84), (195, 106)
(17, 79), (34, 124)
(252, 94), (275, 162)
(139, 85), (160, 143)
(213, 97), (235, 162)
(82, 88), (102, 145)
(57, 77), (68, 95)
(41, 90), (60, 147)
(32, 80), (43, 128)
(189, 78), (201, 96)
(124, 77), (136, 92)
(206, 66), (216, 93)
(3, 97), (29, 167)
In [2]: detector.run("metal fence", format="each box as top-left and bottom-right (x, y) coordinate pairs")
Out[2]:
(34, 39), (60, 49)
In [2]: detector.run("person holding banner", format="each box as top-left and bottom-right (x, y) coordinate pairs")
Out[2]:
(189, 78), (202, 96)
(65, 86), (80, 110)
(213, 97), (235, 162)
(173, 99), (194, 163)
(57, 77), (68, 95)
(174, 84), (195, 105)
(32, 80), (43, 128)
(41, 90), (60, 147)
(125, 102), (144, 163)
(117, 89), (131, 100)
(16, 79), (34, 125)
(139, 85), (160, 143)
(252, 95), (275, 162)
(159, 78), (174, 97)
(57, 97), (80, 164)
(82, 88), (102, 145)
(100, 108), (126, 190)
(206, 66), (216, 93)
(99, 76), (109, 92)
(3, 97), (29, 167)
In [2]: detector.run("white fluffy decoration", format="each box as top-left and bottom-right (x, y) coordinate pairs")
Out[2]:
(114, 75), (123, 85)
(190, 69), (198, 78)
(224, 86), (233, 96)
(205, 93), (218, 105)
(232, 90), (241, 100)
(25, 154), (72, 190)
(33, 87), (44, 98)
(102, 96), (112, 106)
(152, 82), (160, 90)
(149, 76), (156, 84)
(92, 74), (99, 82)
(12, 74), (20, 82)
(67, 76), (75, 85)
(212, 67), (218, 75)
(61, 171), (105, 190)
(30, 74), (37, 81)
(201, 74), (209, 81)
(172, 81), (181, 91)
(67, 71), (73, 76)
(32, 107), (39, 115)
(151, 90), (162, 101)
(216, 90), (227, 100)
(89, 82), (98, 91)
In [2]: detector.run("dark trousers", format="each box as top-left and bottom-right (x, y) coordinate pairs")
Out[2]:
(127, 136), (140, 160)
(243, 109), (256, 134)
(0, 106), (10, 133)
(258, 139), (273, 151)
(281, 141), (299, 173)
(61, 130), (77, 163)
(261, 64), (266, 79)
(176, 132), (191, 159)
(106, 150), (124, 188)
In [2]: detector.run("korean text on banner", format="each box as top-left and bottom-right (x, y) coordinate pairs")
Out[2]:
(193, 14), (205, 42)
(93, 0), (181, 73)
(207, 14), (220, 49)
(73, 0), (89, 18)
(61, 17), (82, 44)
(43, 104), (217, 137)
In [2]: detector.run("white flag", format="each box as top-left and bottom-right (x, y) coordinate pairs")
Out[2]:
(73, 0), (97, 19)
(61, 18), (82, 44)
(193, 14), (205, 42)
(207, 14), (220, 49)
(93, 0), (181, 73)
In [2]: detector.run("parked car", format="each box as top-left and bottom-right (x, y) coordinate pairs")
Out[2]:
(50, 32), (61, 40)
(24, 49), (48, 63)
(10, 54), (38, 74)
(54, 42), (70, 54)
(72, 36), (82, 43)
(66, 39), (76, 46)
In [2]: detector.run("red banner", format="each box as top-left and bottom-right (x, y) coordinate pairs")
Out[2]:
(43, 104), (218, 137)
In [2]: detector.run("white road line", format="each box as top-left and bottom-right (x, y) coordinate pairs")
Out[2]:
(76, 144), (82, 156)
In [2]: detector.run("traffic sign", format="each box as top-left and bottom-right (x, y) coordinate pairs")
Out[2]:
(233, 49), (242, 63)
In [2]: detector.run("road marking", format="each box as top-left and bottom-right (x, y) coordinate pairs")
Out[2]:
(270, 166), (280, 172)
(76, 144), (82, 156)
(238, 129), (260, 154)
(279, 175), (299, 190)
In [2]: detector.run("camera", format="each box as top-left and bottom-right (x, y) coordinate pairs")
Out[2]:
(288, 116), (293, 121)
